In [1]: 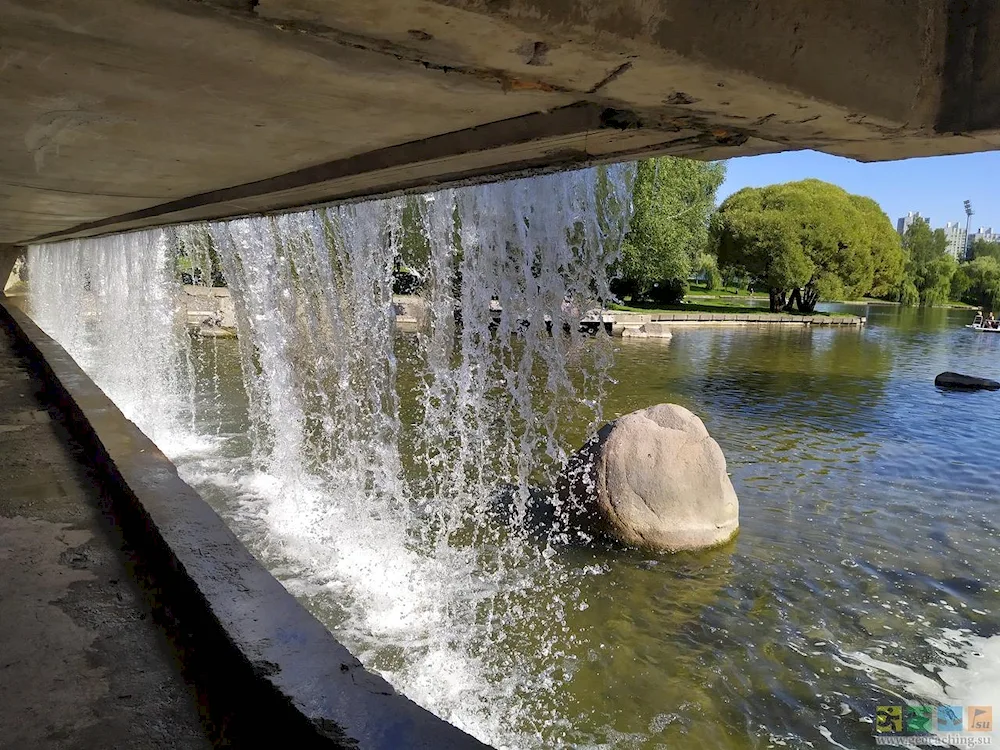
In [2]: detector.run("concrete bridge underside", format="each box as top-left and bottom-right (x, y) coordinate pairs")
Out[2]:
(3, 0), (1000, 247)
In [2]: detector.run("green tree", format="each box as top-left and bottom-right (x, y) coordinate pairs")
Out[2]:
(616, 157), (726, 303)
(694, 252), (722, 290)
(959, 256), (1000, 311)
(852, 195), (906, 299)
(712, 190), (810, 310)
(900, 220), (956, 306)
(902, 220), (948, 267)
(951, 264), (972, 301)
(914, 255), (958, 306)
(969, 237), (1000, 262)
(712, 179), (903, 312)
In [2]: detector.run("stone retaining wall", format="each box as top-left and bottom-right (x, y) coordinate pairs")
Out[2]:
(609, 310), (865, 336)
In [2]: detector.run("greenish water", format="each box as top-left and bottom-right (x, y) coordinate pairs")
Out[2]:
(177, 304), (1000, 749)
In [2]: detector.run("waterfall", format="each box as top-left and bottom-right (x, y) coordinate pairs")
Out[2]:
(25, 164), (634, 747)
(26, 229), (207, 456)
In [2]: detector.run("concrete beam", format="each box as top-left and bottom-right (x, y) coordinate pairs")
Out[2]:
(3, 0), (1000, 245)
(27, 103), (770, 243)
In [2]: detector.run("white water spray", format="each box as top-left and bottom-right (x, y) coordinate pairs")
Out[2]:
(26, 229), (207, 456)
(25, 165), (634, 747)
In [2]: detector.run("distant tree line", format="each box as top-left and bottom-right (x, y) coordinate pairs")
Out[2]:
(608, 169), (961, 314)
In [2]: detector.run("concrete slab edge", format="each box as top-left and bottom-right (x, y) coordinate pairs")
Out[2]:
(0, 296), (489, 750)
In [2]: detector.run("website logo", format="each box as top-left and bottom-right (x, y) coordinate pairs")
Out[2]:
(875, 704), (994, 739)
(938, 705), (964, 732)
(970, 707), (994, 732)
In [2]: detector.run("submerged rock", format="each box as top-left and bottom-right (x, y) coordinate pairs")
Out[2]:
(935, 372), (1000, 391)
(558, 404), (739, 552)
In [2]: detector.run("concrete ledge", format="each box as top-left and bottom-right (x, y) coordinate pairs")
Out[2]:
(612, 310), (864, 326)
(0, 296), (488, 750)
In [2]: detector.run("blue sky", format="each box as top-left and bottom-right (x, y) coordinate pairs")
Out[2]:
(718, 150), (1000, 231)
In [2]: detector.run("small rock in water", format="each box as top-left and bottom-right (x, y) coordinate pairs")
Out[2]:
(557, 404), (739, 552)
(934, 371), (1000, 391)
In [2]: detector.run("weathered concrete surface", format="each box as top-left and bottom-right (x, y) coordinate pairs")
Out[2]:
(609, 310), (866, 334)
(0, 295), (489, 748)
(0, 320), (211, 748)
(3, 0), (1000, 245)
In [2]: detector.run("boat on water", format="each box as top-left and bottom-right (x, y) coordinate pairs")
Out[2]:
(966, 312), (1000, 332)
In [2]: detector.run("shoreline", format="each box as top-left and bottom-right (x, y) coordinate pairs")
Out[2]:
(608, 310), (865, 336)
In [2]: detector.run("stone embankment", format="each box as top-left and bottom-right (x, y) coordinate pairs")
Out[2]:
(179, 286), (237, 338)
(179, 287), (866, 339)
(608, 310), (865, 337)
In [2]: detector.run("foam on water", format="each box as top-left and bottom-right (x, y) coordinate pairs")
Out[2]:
(847, 629), (1000, 706)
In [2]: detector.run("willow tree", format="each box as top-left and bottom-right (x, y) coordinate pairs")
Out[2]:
(615, 157), (726, 303)
(956, 256), (1000, 311)
(900, 219), (956, 306)
(712, 179), (904, 312)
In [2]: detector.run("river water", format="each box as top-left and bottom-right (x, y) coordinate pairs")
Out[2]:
(164, 302), (1000, 749)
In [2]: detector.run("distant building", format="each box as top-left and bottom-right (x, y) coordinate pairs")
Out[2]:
(943, 221), (968, 260)
(969, 227), (1000, 254)
(897, 211), (929, 235)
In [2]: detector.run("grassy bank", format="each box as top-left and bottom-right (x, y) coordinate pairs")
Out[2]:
(681, 285), (977, 311)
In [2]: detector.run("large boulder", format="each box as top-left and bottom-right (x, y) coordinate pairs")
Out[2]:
(558, 404), (739, 552)
(935, 372), (1000, 391)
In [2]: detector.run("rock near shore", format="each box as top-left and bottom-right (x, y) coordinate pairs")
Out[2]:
(558, 404), (739, 552)
(935, 372), (1000, 391)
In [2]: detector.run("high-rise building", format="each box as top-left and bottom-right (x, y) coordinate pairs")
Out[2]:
(943, 221), (968, 260)
(897, 211), (929, 235)
(969, 227), (1000, 252)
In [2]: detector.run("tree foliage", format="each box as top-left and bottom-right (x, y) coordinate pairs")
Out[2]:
(969, 238), (1000, 263)
(615, 157), (726, 303)
(694, 252), (722, 290)
(900, 220), (956, 306)
(852, 195), (906, 299)
(955, 256), (1000, 311)
(711, 179), (904, 312)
